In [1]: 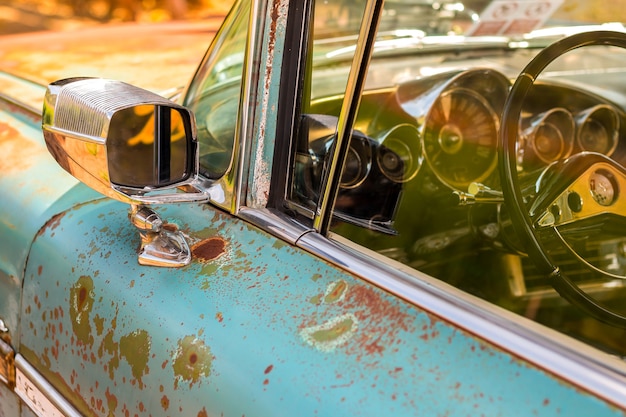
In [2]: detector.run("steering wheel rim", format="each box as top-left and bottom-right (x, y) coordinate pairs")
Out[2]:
(499, 30), (626, 328)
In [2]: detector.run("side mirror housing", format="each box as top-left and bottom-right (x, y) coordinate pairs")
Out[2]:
(42, 77), (209, 205)
(42, 78), (211, 267)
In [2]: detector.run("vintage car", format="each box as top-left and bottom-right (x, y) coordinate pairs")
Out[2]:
(3, 0), (626, 415)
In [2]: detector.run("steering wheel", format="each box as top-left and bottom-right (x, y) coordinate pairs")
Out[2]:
(499, 31), (626, 328)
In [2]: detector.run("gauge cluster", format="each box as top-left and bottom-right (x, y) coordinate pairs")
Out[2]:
(372, 68), (626, 195)
(519, 85), (622, 174)
(394, 69), (510, 191)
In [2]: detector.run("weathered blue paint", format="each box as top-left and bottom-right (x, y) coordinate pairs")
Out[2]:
(19, 198), (624, 416)
(1, 1), (625, 416)
(0, 95), (102, 347)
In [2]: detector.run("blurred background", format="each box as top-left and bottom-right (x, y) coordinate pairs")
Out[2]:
(2, 0), (624, 36)
(0, 0), (235, 34)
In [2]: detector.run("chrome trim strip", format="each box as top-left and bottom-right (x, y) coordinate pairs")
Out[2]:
(232, 0), (264, 214)
(239, 207), (313, 244)
(313, 0), (385, 234)
(0, 92), (41, 118)
(0, 71), (46, 115)
(42, 125), (105, 145)
(296, 230), (626, 409)
(15, 355), (81, 417)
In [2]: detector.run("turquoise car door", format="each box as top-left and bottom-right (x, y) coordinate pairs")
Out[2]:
(12, 0), (626, 416)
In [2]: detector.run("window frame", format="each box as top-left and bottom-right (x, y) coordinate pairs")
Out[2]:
(270, 0), (386, 234)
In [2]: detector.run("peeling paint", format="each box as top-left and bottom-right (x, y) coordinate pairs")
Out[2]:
(250, 0), (290, 207)
(69, 275), (95, 346)
(36, 212), (66, 237)
(301, 313), (358, 351)
(119, 330), (151, 388)
(172, 335), (213, 388)
(324, 280), (348, 303)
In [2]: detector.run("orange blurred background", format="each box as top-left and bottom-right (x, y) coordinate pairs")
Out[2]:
(0, 0), (235, 34)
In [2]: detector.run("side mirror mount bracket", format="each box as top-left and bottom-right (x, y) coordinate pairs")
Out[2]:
(129, 205), (191, 267)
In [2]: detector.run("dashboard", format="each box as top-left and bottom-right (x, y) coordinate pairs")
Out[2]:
(297, 67), (626, 291)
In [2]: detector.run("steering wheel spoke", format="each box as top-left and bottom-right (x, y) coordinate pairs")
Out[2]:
(531, 154), (626, 228)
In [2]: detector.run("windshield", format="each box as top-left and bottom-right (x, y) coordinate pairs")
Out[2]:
(307, 0), (626, 100)
(314, 0), (624, 41)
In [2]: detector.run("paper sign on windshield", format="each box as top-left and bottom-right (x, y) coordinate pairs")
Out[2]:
(467, 0), (564, 36)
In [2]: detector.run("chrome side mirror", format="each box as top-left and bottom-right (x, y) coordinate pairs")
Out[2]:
(42, 78), (210, 266)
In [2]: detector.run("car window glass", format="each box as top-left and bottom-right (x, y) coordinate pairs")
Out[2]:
(184, 0), (250, 179)
(289, 0), (367, 214)
(291, 0), (626, 358)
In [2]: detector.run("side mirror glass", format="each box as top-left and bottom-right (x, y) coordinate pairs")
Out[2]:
(42, 77), (209, 204)
(107, 104), (191, 188)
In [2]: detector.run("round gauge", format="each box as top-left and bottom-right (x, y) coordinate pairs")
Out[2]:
(533, 123), (566, 162)
(523, 108), (574, 166)
(422, 88), (499, 190)
(579, 119), (611, 153)
(589, 169), (618, 206)
(377, 124), (421, 183)
(340, 136), (371, 189)
(576, 105), (619, 156)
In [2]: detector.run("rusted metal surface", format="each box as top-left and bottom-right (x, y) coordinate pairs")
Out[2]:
(248, 0), (289, 208)
(0, 100), (103, 351)
(0, 19), (221, 107)
(19, 200), (625, 416)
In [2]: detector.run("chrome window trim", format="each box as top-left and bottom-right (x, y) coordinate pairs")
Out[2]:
(231, 0), (265, 214)
(293, 228), (626, 409)
(239, 207), (314, 244)
(312, 0), (386, 234)
(15, 355), (81, 417)
(0, 92), (40, 118)
(185, 0), (264, 215)
(0, 72), (47, 115)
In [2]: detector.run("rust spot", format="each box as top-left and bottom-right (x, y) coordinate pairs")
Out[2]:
(344, 284), (416, 360)
(192, 237), (226, 262)
(105, 387), (118, 416)
(37, 212), (66, 237)
(69, 275), (95, 346)
(198, 408), (208, 417)
(172, 335), (213, 388)
(264, 364), (273, 374)
(161, 395), (170, 411)
(324, 280), (348, 303)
